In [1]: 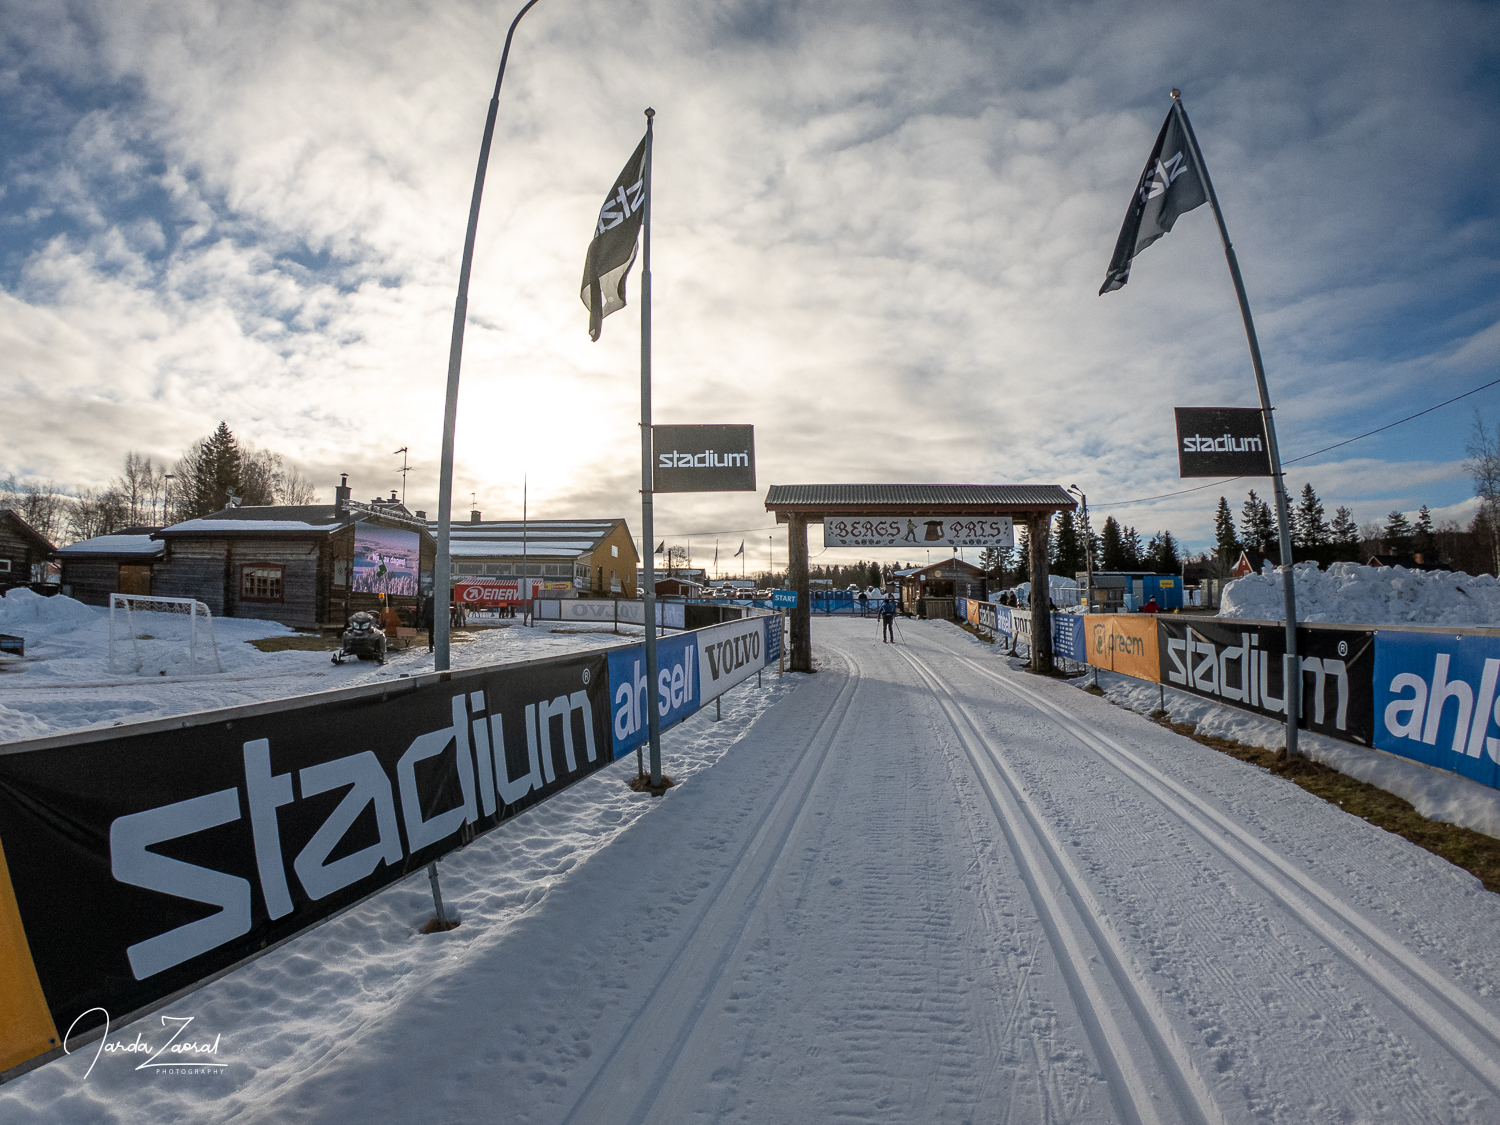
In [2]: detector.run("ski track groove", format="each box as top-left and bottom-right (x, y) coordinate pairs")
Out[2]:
(553, 647), (870, 1125)
(891, 644), (1224, 1125)
(945, 648), (1500, 1099)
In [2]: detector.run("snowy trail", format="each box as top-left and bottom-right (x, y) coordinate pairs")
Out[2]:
(12, 617), (1500, 1123)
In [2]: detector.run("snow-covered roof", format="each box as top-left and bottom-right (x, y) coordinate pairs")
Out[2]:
(164, 518), (343, 534)
(439, 519), (631, 560)
(58, 534), (164, 558)
(765, 484), (1075, 513)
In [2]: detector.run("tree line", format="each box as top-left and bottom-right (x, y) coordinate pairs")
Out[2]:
(0, 422), (317, 546)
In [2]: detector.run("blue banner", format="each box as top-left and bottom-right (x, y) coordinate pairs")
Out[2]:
(1052, 613), (1088, 664)
(765, 614), (782, 665)
(607, 632), (701, 758)
(1374, 631), (1500, 790)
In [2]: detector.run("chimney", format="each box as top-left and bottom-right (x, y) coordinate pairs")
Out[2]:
(470, 510), (481, 524)
(415, 510), (426, 520)
(335, 474), (351, 513)
(390, 490), (399, 503)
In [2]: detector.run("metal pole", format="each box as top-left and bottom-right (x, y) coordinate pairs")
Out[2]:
(434, 0), (544, 673)
(427, 861), (447, 928)
(640, 108), (662, 788)
(1171, 90), (1300, 757)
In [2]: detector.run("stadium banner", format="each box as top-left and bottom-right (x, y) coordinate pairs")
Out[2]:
(1373, 631), (1500, 789)
(1157, 620), (1375, 744)
(0, 650), (611, 1080)
(822, 515), (1013, 549)
(651, 424), (756, 493)
(1085, 614), (1160, 681)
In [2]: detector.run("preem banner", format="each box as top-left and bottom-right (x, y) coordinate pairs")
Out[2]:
(822, 516), (1013, 549)
(1085, 614), (1160, 682)
(1174, 407), (1273, 478)
(1374, 631), (1500, 789)
(0, 651), (611, 1078)
(652, 425), (755, 493)
(1158, 620), (1375, 744)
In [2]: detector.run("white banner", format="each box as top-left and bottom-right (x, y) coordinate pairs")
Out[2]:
(822, 515), (1013, 548)
(695, 617), (767, 702)
(534, 600), (685, 629)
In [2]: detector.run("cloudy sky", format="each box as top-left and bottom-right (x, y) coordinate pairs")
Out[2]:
(3, 0), (1498, 566)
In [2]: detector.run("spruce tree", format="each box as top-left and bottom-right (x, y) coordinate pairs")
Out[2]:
(1214, 496), (1239, 565)
(1384, 511), (1415, 555)
(1100, 516), (1127, 570)
(1240, 490), (1277, 552)
(1330, 506), (1361, 561)
(1122, 526), (1144, 570)
(1051, 510), (1083, 578)
(1294, 483), (1330, 548)
(1145, 530), (1180, 573)
(1414, 505), (1436, 560)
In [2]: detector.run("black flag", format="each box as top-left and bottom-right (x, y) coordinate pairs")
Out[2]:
(1099, 106), (1208, 294)
(581, 135), (648, 341)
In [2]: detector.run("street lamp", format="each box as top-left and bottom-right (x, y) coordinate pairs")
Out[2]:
(1067, 485), (1093, 612)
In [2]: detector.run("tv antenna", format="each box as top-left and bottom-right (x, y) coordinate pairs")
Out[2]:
(394, 447), (411, 506)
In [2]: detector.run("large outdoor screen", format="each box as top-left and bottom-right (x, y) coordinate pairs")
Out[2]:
(353, 525), (420, 596)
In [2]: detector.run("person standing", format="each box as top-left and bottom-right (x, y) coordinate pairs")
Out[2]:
(418, 592), (435, 651)
(881, 594), (897, 643)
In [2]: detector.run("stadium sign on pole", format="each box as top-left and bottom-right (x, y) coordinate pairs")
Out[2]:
(1173, 407), (1272, 477)
(651, 425), (756, 493)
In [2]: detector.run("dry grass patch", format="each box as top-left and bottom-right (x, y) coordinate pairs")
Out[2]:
(249, 634), (341, 652)
(1152, 714), (1500, 894)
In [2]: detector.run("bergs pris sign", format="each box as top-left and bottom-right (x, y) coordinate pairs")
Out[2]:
(822, 516), (1013, 548)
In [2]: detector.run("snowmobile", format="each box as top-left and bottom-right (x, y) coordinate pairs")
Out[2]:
(333, 612), (387, 664)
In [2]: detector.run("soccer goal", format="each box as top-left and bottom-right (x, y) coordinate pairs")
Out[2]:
(108, 593), (223, 676)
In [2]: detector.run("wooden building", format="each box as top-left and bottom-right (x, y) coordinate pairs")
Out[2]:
(57, 529), (164, 604)
(892, 558), (988, 612)
(0, 510), (57, 594)
(150, 481), (435, 629)
(441, 517), (639, 598)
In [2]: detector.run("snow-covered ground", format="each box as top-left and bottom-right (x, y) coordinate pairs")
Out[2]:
(6, 617), (1500, 1124)
(0, 589), (650, 744)
(1220, 560), (1500, 626)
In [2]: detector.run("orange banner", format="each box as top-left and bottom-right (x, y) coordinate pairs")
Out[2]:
(1085, 614), (1160, 682)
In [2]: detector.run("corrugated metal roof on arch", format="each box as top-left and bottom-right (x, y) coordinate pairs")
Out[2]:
(764, 484), (1076, 512)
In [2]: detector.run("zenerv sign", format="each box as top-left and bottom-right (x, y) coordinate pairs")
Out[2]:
(652, 424), (755, 493)
(822, 516), (1013, 548)
(1174, 407), (1272, 477)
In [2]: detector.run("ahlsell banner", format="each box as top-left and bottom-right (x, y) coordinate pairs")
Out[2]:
(0, 651), (611, 1078)
(1174, 407), (1272, 478)
(652, 425), (755, 493)
(1373, 631), (1500, 790)
(1157, 620), (1375, 744)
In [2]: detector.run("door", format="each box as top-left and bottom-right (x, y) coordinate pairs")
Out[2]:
(118, 564), (152, 596)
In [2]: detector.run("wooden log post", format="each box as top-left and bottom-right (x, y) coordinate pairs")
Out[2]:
(1028, 512), (1055, 674)
(789, 514), (812, 672)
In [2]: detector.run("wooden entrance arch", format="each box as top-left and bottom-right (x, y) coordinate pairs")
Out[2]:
(764, 484), (1077, 673)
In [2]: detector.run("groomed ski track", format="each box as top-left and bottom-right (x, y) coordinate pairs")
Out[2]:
(41, 616), (1500, 1125)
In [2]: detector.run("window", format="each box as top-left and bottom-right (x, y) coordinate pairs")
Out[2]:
(611, 545), (618, 558)
(521, 563), (542, 576)
(575, 562), (591, 580)
(0, 559), (10, 574)
(454, 562), (481, 575)
(485, 563), (512, 576)
(543, 564), (567, 577)
(241, 564), (284, 602)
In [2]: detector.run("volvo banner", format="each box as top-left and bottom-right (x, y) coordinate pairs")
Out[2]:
(0, 652), (611, 1078)
(652, 424), (755, 493)
(1174, 407), (1273, 477)
(1157, 620), (1375, 744)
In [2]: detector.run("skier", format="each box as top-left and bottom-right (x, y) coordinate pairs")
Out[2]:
(880, 593), (898, 643)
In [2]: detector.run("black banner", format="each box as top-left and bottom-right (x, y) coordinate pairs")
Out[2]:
(652, 425), (756, 493)
(1174, 407), (1273, 478)
(1157, 620), (1375, 744)
(0, 651), (610, 1069)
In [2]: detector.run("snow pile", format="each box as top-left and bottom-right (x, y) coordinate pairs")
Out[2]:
(0, 587), (100, 633)
(1220, 561), (1500, 626)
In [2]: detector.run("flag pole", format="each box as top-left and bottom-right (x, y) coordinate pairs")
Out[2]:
(433, 0), (543, 674)
(639, 107), (663, 788)
(1171, 89), (1301, 757)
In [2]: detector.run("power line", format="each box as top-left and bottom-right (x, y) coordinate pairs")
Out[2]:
(1100, 374), (1500, 509)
